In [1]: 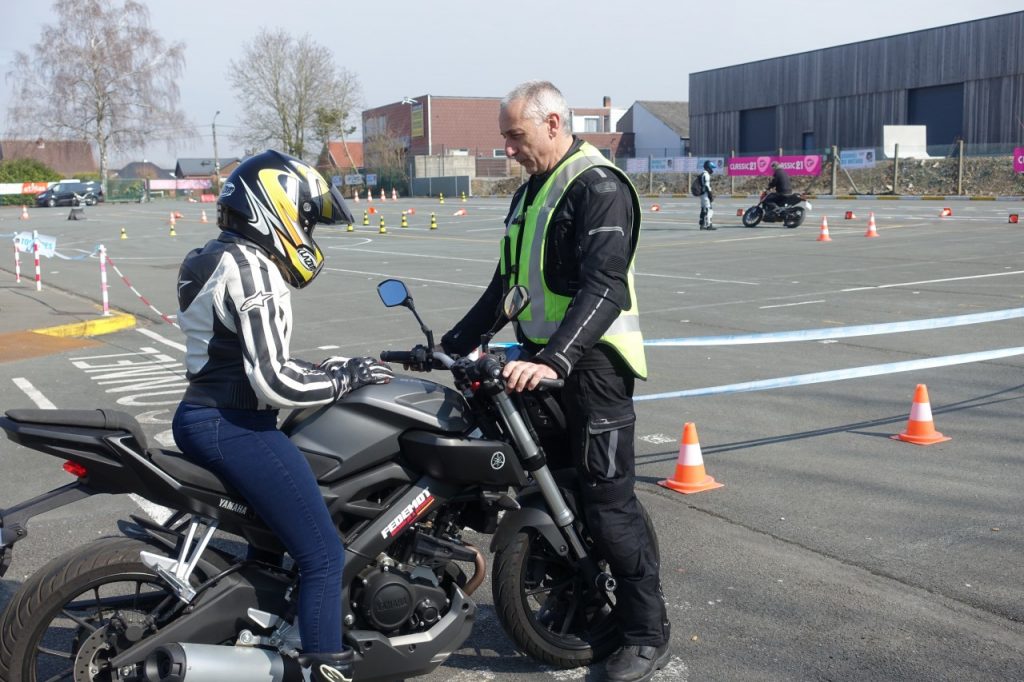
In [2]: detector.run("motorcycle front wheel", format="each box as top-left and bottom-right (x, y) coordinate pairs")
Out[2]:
(491, 502), (658, 669)
(742, 206), (763, 227)
(0, 536), (213, 682)
(784, 207), (806, 228)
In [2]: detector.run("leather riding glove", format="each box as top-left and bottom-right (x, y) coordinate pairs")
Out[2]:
(320, 356), (393, 400)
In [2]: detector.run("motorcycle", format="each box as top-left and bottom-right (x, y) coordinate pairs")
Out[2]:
(0, 279), (655, 681)
(742, 190), (812, 228)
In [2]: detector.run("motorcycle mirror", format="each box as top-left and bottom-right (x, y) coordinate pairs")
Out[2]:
(378, 279), (435, 349)
(501, 285), (530, 321)
(377, 279), (411, 308)
(480, 286), (530, 354)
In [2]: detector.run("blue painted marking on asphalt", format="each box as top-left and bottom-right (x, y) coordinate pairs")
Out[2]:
(635, 347), (1024, 401)
(644, 308), (1024, 346)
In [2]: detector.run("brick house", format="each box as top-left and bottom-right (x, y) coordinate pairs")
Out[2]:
(0, 139), (97, 176)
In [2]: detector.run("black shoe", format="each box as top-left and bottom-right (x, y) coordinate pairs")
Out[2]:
(605, 642), (671, 682)
(300, 649), (354, 682)
(705, 224), (717, 230)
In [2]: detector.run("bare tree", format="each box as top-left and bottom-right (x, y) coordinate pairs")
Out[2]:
(230, 30), (360, 161)
(5, 0), (194, 192)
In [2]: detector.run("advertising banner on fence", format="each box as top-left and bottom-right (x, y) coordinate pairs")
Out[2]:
(626, 158), (648, 173)
(728, 155), (823, 176)
(1015, 147), (1024, 174)
(840, 148), (877, 170)
(0, 182), (50, 195)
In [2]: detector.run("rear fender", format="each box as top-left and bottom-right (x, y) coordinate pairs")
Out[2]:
(0, 481), (93, 578)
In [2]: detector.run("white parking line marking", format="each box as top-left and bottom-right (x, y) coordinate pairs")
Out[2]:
(137, 327), (186, 352)
(760, 300), (826, 309)
(12, 377), (56, 409)
(841, 269), (1024, 291)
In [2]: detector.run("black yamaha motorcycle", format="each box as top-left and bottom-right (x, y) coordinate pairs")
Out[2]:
(741, 190), (812, 228)
(0, 279), (654, 681)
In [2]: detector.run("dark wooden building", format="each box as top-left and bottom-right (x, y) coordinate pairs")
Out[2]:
(689, 11), (1024, 156)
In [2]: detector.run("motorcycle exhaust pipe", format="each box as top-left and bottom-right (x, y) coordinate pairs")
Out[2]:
(143, 642), (292, 682)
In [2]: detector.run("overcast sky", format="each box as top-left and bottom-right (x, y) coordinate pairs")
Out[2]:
(1, 1), (1020, 168)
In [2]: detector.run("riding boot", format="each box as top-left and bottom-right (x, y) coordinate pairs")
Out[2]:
(299, 649), (354, 682)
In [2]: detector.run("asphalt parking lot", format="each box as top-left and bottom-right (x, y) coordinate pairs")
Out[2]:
(1, 195), (1023, 680)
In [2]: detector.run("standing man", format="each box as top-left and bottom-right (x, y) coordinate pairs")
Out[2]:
(699, 160), (717, 230)
(440, 81), (671, 682)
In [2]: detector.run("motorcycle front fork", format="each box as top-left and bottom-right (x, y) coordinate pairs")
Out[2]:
(492, 391), (618, 596)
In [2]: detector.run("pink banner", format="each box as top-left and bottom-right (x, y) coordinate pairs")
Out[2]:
(727, 155), (823, 176)
(1014, 148), (1024, 174)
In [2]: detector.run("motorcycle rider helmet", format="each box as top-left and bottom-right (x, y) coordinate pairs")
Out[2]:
(703, 160), (716, 173)
(217, 150), (353, 288)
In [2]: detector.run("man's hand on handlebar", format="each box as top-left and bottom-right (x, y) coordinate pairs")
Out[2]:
(503, 360), (558, 393)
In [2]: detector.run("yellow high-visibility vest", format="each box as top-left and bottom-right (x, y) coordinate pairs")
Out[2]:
(500, 141), (647, 379)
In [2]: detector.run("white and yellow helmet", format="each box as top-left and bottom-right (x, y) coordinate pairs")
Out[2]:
(217, 150), (352, 288)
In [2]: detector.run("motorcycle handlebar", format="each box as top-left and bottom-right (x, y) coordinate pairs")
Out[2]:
(380, 349), (562, 390)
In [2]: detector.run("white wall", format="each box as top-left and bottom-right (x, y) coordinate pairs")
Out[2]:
(632, 105), (684, 156)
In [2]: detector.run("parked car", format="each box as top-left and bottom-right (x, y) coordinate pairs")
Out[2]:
(35, 180), (104, 207)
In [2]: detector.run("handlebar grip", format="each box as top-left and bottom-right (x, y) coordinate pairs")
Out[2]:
(537, 378), (564, 390)
(380, 350), (415, 364)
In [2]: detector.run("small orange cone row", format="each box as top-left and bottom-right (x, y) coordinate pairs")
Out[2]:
(658, 422), (723, 494)
(892, 384), (951, 445)
(865, 212), (879, 238)
(816, 216), (832, 242)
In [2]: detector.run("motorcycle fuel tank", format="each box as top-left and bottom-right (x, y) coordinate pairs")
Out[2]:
(285, 377), (472, 480)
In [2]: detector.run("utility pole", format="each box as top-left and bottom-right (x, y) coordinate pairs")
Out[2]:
(212, 110), (221, 193)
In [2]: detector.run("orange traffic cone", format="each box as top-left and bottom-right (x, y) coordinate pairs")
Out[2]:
(658, 422), (723, 494)
(367, 191), (373, 203)
(391, 188), (398, 201)
(20, 205), (30, 220)
(844, 210), (856, 220)
(865, 212), (879, 238)
(353, 190), (360, 203)
(380, 188), (386, 202)
(736, 208), (744, 216)
(816, 216), (832, 242)
(453, 208), (468, 217)
(650, 204), (661, 212)
(169, 212), (176, 227)
(200, 209), (209, 224)
(1009, 214), (1018, 224)
(940, 207), (953, 217)
(892, 384), (951, 445)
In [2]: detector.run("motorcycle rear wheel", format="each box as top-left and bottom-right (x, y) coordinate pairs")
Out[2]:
(0, 536), (210, 682)
(742, 206), (763, 227)
(784, 207), (806, 228)
(491, 502), (658, 669)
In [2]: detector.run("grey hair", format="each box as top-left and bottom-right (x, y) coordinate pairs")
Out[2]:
(501, 81), (571, 136)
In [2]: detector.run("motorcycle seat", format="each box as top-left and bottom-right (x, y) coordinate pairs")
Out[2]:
(149, 448), (235, 495)
(5, 408), (149, 450)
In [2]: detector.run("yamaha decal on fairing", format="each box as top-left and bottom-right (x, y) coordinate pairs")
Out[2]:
(381, 488), (434, 539)
(490, 451), (506, 470)
(218, 498), (249, 516)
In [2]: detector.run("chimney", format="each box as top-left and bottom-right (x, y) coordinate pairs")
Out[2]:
(602, 96), (611, 108)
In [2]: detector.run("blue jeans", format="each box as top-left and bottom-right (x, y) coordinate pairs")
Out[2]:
(172, 402), (344, 653)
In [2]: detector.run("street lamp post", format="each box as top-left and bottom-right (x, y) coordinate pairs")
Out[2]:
(212, 110), (221, 193)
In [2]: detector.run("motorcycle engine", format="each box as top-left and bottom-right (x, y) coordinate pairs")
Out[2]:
(356, 564), (448, 634)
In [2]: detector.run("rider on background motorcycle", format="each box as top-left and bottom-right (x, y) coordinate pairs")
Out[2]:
(764, 160), (794, 213)
(172, 149), (392, 682)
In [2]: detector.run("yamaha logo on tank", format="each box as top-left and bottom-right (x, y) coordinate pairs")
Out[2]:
(296, 245), (317, 272)
(490, 451), (506, 470)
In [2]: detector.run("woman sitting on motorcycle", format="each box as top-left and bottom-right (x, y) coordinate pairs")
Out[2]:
(172, 150), (392, 682)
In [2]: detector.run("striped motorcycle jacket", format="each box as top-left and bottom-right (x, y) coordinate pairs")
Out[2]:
(176, 232), (336, 410)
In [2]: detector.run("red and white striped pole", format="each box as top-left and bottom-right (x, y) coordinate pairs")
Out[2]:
(13, 240), (21, 283)
(32, 230), (41, 291)
(99, 244), (110, 316)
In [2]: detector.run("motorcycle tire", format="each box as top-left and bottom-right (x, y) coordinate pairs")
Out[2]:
(784, 207), (806, 228)
(491, 501), (659, 669)
(0, 536), (213, 682)
(742, 206), (763, 227)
